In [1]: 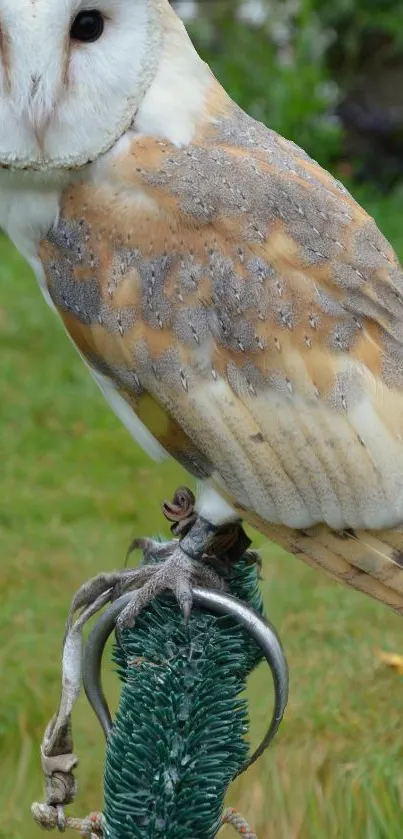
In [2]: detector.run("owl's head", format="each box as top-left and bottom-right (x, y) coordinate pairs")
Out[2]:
(0, 0), (206, 173)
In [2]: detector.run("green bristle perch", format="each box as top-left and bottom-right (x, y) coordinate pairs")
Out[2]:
(103, 556), (264, 839)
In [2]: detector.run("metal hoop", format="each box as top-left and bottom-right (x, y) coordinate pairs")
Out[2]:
(82, 588), (289, 775)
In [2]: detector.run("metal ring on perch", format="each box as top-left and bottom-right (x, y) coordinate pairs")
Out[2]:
(82, 588), (289, 775)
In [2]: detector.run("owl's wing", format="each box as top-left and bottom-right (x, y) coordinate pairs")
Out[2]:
(120, 112), (403, 614)
(40, 105), (403, 614)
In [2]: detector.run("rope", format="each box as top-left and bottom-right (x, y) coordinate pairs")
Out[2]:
(222, 807), (258, 837)
(31, 803), (103, 837)
(31, 804), (257, 837)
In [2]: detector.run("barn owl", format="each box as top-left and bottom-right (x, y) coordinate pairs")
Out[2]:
(3, 0), (403, 626)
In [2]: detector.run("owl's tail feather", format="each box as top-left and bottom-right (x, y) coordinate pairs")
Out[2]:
(246, 512), (403, 615)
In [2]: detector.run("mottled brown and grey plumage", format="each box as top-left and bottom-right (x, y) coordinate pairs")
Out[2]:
(38, 92), (403, 616)
(3, 0), (403, 620)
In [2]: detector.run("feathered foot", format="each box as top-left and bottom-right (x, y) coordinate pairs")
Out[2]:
(67, 487), (256, 638)
(117, 536), (226, 631)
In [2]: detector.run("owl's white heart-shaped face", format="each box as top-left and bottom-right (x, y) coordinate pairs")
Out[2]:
(0, 0), (163, 171)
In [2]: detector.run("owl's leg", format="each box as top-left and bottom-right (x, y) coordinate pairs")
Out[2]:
(116, 486), (251, 632)
(116, 537), (224, 632)
(68, 486), (251, 636)
(67, 553), (225, 638)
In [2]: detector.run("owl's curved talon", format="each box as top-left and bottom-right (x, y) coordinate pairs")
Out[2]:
(125, 536), (157, 566)
(244, 550), (263, 575)
(162, 486), (197, 537)
(175, 575), (194, 625)
(69, 489), (248, 642)
(67, 569), (138, 629)
(127, 536), (179, 567)
(116, 543), (225, 633)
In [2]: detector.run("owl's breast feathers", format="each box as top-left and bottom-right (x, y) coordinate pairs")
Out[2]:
(39, 91), (403, 614)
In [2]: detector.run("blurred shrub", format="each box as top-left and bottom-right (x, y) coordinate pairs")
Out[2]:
(187, 0), (342, 168)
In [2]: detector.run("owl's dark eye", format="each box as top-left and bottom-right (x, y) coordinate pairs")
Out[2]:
(70, 10), (105, 43)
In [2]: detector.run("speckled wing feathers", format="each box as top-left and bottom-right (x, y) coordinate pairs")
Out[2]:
(39, 99), (403, 614)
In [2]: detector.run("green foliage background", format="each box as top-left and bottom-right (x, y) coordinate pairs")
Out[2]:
(187, 0), (403, 174)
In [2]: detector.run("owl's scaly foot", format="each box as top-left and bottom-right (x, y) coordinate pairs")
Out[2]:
(116, 538), (226, 633)
(68, 487), (254, 638)
(68, 536), (226, 641)
(116, 489), (254, 631)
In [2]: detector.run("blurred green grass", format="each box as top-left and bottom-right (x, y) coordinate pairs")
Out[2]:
(2, 185), (403, 838)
